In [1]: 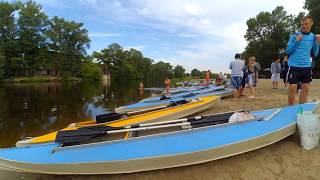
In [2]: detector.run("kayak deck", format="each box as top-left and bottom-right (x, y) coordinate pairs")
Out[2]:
(0, 103), (317, 174)
(16, 96), (219, 146)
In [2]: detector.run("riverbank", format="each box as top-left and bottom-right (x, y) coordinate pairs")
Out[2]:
(1, 76), (81, 83)
(0, 79), (320, 179)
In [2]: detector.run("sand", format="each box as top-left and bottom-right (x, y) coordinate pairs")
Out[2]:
(1, 79), (320, 180)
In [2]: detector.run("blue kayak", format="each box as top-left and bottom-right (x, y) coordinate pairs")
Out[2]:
(141, 85), (225, 103)
(115, 88), (233, 114)
(0, 102), (317, 174)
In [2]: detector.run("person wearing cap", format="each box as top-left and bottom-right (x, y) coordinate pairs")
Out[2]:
(286, 16), (320, 105)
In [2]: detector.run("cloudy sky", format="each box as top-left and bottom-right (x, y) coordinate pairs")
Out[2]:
(19, 0), (306, 72)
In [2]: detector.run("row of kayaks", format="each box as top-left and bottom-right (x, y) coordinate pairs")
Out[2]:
(115, 85), (230, 114)
(16, 95), (220, 146)
(15, 85), (231, 146)
(1, 85), (317, 175)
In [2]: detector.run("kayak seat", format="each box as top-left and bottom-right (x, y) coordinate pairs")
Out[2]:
(160, 95), (171, 100)
(182, 93), (197, 98)
(96, 113), (126, 124)
(191, 112), (234, 128)
(169, 99), (188, 107)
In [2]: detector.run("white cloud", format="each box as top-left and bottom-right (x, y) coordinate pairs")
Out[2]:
(123, 0), (304, 72)
(89, 33), (121, 37)
(80, 0), (97, 5)
(178, 33), (198, 38)
(33, 0), (71, 9)
(57, 0), (305, 72)
(136, 8), (152, 17)
(184, 3), (200, 16)
(124, 45), (146, 51)
(175, 39), (240, 73)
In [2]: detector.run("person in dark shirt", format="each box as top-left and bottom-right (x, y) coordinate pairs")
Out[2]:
(280, 55), (289, 88)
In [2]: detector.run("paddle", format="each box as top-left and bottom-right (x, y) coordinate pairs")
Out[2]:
(85, 98), (194, 126)
(262, 108), (281, 121)
(55, 111), (242, 145)
(96, 112), (126, 124)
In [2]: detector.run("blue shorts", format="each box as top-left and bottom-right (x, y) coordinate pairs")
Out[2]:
(231, 76), (243, 89)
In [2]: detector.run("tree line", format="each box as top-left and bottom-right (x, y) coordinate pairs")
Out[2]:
(0, 1), (102, 80)
(92, 43), (188, 83)
(0, 1), (189, 82)
(1, 0), (319, 81)
(242, 0), (320, 76)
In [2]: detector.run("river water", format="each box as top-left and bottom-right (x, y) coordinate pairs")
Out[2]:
(0, 80), (155, 148)
(1, 80), (184, 180)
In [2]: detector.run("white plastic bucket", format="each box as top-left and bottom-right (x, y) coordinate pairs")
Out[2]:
(297, 111), (320, 150)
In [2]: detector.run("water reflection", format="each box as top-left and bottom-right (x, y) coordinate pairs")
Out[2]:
(0, 80), (153, 148)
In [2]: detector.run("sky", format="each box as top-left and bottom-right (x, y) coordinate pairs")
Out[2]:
(17, 0), (306, 73)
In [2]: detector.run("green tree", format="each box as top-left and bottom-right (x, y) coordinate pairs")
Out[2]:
(124, 48), (152, 80)
(305, 0), (320, 33)
(47, 16), (90, 77)
(93, 44), (154, 80)
(304, 0), (320, 76)
(0, 2), (21, 77)
(80, 60), (102, 80)
(0, 49), (4, 79)
(17, 0), (49, 76)
(150, 61), (173, 82)
(243, 6), (297, 69)
(191, 68), (201, 77)
(93, 43), (127, 79)
(93, 43), (185, 82)
(173, 65), (185, 78)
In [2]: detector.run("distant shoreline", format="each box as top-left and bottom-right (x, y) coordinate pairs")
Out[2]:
(1, 76), (81, 83)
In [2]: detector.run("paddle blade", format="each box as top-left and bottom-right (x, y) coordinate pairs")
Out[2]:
(96, 113), (125, 124)
(55, 125), (120, 145)
(189, 112), (234, 127)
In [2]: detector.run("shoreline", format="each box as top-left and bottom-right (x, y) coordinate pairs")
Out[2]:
(1, 76), (82, 83)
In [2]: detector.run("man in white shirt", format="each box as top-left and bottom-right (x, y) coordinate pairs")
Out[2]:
(229, 53), (245, 98)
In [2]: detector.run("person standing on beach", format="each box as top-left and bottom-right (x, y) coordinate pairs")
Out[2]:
(246, 56), (261, 98)
(215, 72), (223, 86)
(271, 56), (281, 89)
(286, 16), (320, 105)
(165, 77), (171, 94)
(205, 70), (211, 86)
(230, 53), (245, 98)
(280, 55), (289, 88)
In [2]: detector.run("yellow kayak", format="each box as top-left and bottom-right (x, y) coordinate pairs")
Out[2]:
(16, 96), (220, 146)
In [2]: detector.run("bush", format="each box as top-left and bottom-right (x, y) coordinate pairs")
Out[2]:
(80, 61), (102, 80)
(0, 56), (4, 80)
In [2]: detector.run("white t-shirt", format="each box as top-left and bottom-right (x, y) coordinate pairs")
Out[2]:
(229, 59), (244, 77)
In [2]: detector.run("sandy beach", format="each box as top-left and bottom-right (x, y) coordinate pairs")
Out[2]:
(1, 79), (320, 180)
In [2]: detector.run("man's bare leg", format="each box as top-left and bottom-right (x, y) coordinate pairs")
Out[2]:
(233, 89), (238, 98)
(239, 87), (244, 96)
(299, 83), (310, 104)
(252, 86), (256, 97)
(288, 84), (297, 105)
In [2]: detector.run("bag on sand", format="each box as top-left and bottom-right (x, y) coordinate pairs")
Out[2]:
(229, 112), (255, 123)
(297, 109), (320, 150)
